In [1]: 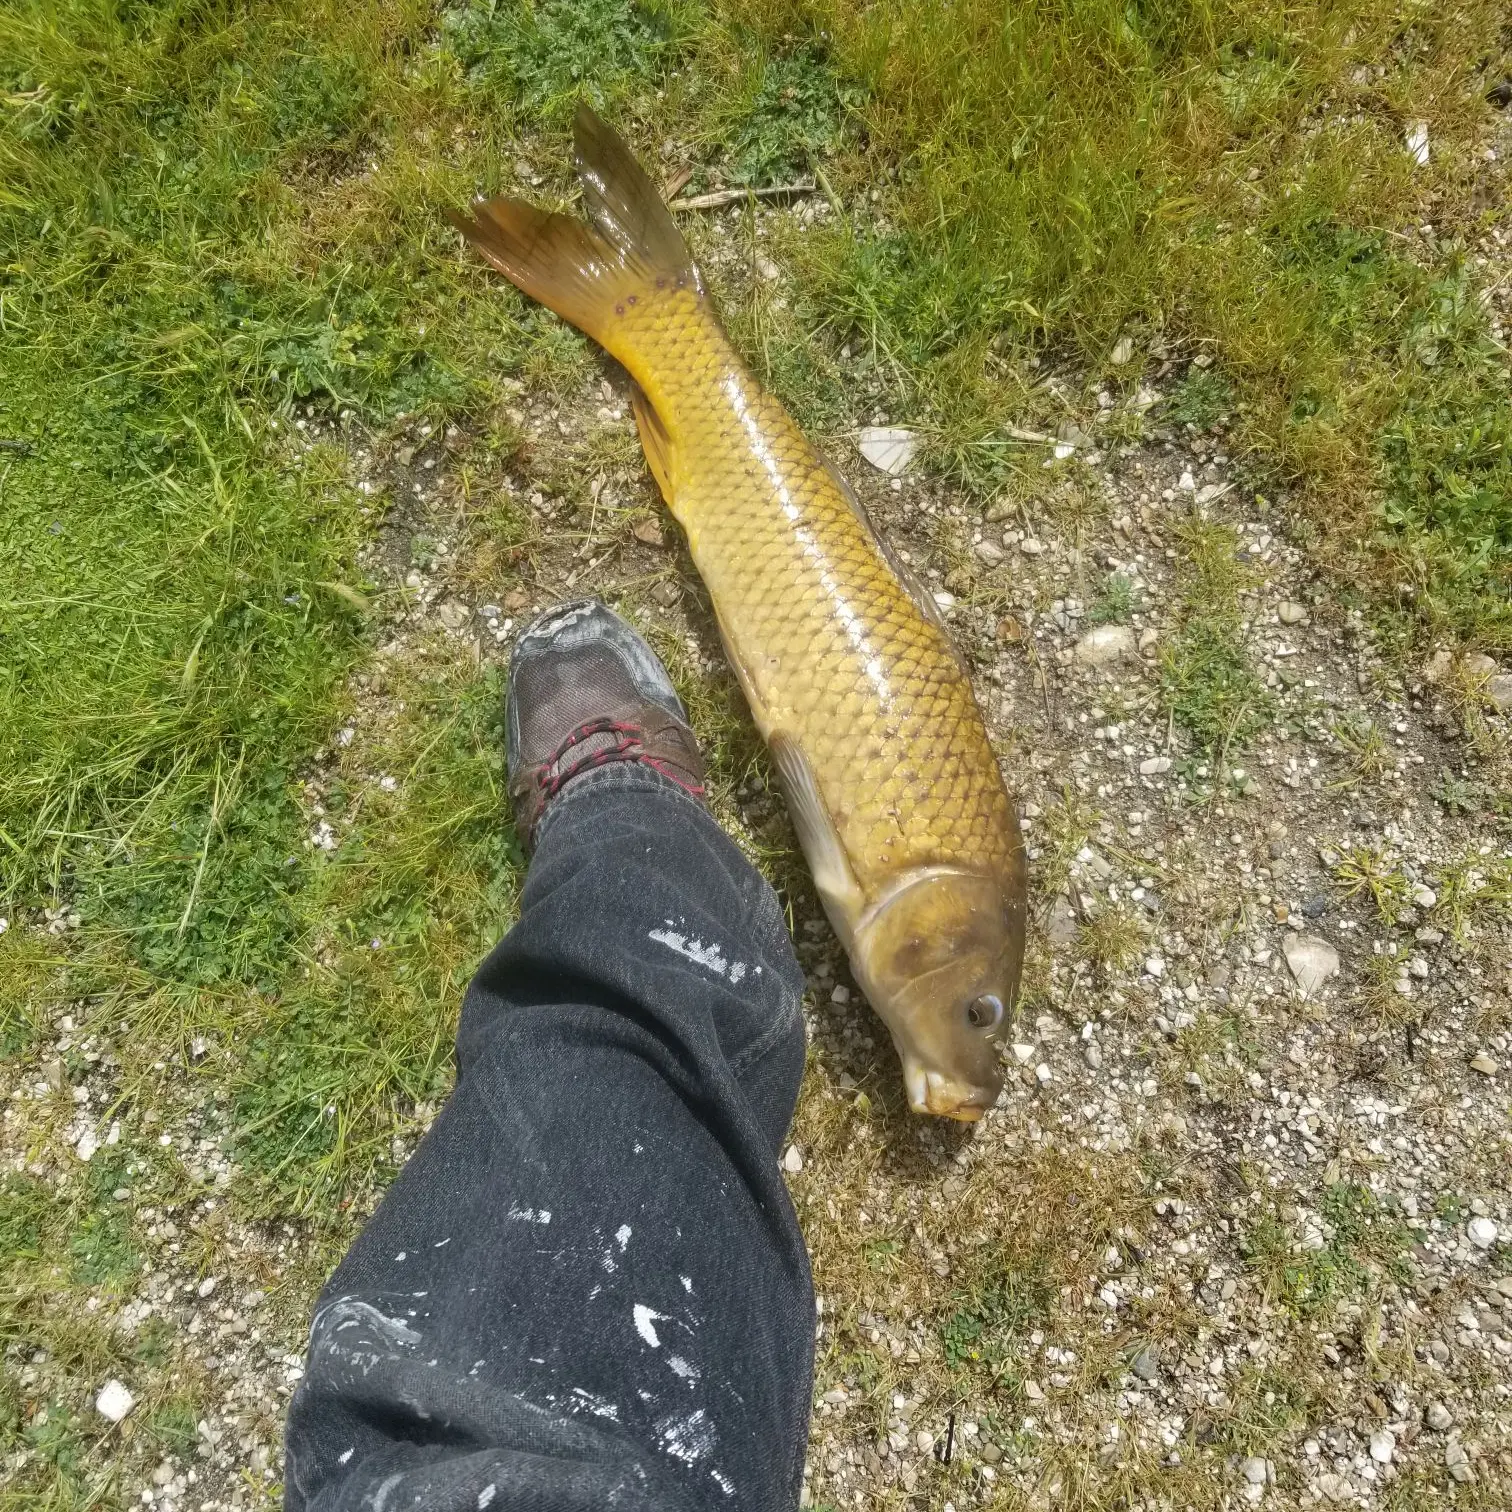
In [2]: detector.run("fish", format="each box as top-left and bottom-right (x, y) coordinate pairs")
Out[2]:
(448, 106), (1026, 1120)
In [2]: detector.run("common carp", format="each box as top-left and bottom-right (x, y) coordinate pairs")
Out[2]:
(449, 107), (1026, 1120)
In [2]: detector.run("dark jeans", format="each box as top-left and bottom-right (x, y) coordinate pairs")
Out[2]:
(284, 766), (814, 1512)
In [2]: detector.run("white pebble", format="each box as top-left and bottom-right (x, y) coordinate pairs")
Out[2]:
(1467, 1217), (1498, 1249)
(1370, 1429), (1395, 1464)
(782, 1145), (803, 1175)
(96, 1380), (134, 1422)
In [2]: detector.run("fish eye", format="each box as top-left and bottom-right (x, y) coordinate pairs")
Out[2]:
(966, 994), (1004, 1031)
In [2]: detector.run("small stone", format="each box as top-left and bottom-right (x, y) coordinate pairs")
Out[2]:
(1241, 1456), (1267, 1485)
(652, 579), (681, 606)
(1084, 1044), (1103, 1070)
(1411, 884), (1436, 908)
(437, 599), (470, 631)
(197, 1276), (217, 1299)
(1144, 955), (1165, 978)
(1011, 1042), (1035, 1064)
(1470, 1051), (1498, 1075)
(1046, 896), (1078, 947)
(1316, 1472), (1350, 1502)
(974, 538), (1005, 566)
(1463, 652), (1498, 680)
(76, 1130), (100, 1163)
(1137, 627), (1159, 652)
(857, 427), (918, 476)
(1301, 893), (1329, 919)
(1035, 1063), (1052, 1085)
(1110, 335), (1134, 366)
(96, 1380), (134, 1422)
(632, 517), (665, 548)
(1405, 121), (1430, 167)
(1424, 648), (1453, 683)
(1023, 1379), (1045, 1401)
(755, 254), (780, 282)
(152, 1464), (173, 1487)
(914, 1429), (935, 1455)
(1283, 934), (1339, 997)
(980, 1441), (1002, 1464)
(1445, 1441), (1475, 1483)
(1466, 1217), (1498, 1249)
(1019, 536), (1046, 557)
(1139, 756), (1172, 776)
(1486, 673), (1512, 712)
(1130, 1345), (1160, 1381)
(1426, 1402), (1453, 1431)
(1074, 625), (1137, 666)
(1276, 600), (1309, 625)
(1370, 1429), (1395, 1464)
(782, 1145), (803, 1175)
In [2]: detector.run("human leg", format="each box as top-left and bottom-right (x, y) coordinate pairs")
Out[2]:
(284, 606), (813, 1512)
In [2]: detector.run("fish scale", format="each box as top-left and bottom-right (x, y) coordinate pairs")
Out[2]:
(449, 107), (1025, 1119)
(630, 294), (1015, 887)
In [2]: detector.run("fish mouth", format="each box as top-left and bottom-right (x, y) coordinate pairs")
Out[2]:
(903, 1061), (997, 1122)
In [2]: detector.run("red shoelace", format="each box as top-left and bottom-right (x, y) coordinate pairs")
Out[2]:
(537, 717), (705, 801)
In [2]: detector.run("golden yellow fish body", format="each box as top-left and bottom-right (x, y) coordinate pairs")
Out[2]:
(639, 290), (1013, 889)
(451, 108), (1026, 1118)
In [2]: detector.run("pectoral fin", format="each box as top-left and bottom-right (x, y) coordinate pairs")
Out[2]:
(769, 734), (865, 944)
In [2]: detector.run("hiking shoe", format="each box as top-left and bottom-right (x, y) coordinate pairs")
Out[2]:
(506, 599), (706, 852)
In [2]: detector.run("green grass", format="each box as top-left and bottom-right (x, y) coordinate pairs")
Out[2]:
(0, 2), (1508, 1502)
(1241, 1183), (1414, 1318)
(1161, 516), (1273, 753)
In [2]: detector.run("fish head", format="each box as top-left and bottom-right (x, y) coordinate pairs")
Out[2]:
(851, 868), (1023, 1121)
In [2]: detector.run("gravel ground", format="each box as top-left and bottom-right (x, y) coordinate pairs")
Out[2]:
(6, 148), (1511, 1512)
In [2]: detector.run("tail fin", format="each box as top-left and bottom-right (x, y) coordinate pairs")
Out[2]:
(446, 104), (697, 355)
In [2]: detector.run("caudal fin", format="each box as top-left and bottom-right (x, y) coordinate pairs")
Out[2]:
(446, 104), (697, 354)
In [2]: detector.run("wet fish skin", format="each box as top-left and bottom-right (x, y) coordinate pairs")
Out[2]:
(448, 107), (1026, 1119)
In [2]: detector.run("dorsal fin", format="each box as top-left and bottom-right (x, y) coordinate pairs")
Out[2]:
(817, 452), (971, 676)
(630, 385), (676, 506)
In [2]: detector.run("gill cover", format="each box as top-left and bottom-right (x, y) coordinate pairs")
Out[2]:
(851, 869), (1020, 1121)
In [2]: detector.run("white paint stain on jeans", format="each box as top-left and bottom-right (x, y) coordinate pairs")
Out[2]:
(647, 925), (747, 985)
(656, 1407), (716, 1465)
(632, 1304), (666, 1348)
(570, 1386), (621, 1422)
